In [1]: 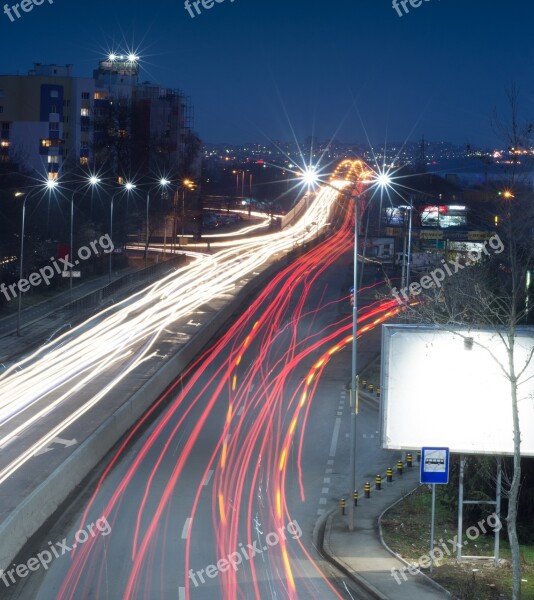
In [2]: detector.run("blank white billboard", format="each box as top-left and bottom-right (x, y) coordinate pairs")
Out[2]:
(380, 324), (534, 456)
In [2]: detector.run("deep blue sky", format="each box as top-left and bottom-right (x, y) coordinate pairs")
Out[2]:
(1, 0), (533, 147)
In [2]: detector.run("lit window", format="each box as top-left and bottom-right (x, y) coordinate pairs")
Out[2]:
(47, 155), (59, 164)
(94, 92), (108, 100)
(48, 172), (58, 181)
(0, 140), (9, 147)
(79, 157), (89, 165)
(80, 108), (89, 117)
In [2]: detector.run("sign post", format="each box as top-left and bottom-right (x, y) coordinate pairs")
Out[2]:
(420, 447), (450, 572)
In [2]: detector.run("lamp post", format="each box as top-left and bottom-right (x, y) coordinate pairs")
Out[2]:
(15, 181), (57, 335)
(145, 178), (170, 268)
(299, 164), (391, 531)
(179, 179), (195, 244)
(68, 176), (101, 300)
(110, 182), (135, 282)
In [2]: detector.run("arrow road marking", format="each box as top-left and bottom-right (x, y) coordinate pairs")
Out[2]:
(34, 437), (77, 457)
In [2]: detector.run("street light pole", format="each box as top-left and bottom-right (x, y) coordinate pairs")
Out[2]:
(69, 193), (74, 300)
(348, 192), (359, 532)
(17, 194), (28, 337)
(145, 190), (150, 269)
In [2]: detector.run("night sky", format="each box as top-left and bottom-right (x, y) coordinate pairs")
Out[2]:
(1, 0), (533, 146)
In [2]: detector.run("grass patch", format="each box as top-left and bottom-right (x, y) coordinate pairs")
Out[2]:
(381, 485), (534, 599)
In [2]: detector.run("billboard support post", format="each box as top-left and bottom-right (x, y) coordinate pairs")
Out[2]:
(495, 457), (502, 566)
(457, 455), (465, 561)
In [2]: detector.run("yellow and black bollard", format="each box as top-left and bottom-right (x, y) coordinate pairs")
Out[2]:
(386, 467), (393, 482)
(417, 450), (421, 463)
(369, 383), (374, 393)
(364, 482), (371, 498)
(375, 474), (382, 490)
(339, 498), (346, 515)
(362, 379), (367, 389)
(353, 490), (359, 507)
(407, 453), (413, 468)
(396, 460), (404, 475)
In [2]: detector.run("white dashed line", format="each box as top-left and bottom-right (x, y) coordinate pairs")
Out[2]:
(181, 518), (192, 540)
(179, 587), (186, 600)
(319, 498), (327, 505)
(323, 477), (331, 484)
(329, 418), (341, 457)
(203, 470), (214, 486)
(322, 487), (329, 494)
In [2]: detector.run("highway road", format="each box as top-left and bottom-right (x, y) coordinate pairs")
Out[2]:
(5, 199), (401, 599)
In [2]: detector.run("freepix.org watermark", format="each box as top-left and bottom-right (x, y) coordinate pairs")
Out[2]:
(188, 519), (302, 587)
(3, 0), (53, 23)
(1, 234), (114, 302)
(392, 0), (433, 18)
(184, 0), (235, 19)
(0, 516), (111, 588)
(390, 512), (502, 585)
(391, 234), (504, 305)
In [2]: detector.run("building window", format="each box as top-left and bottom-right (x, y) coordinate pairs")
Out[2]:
(50, 90), (58, 98)
(80, 108), (89, 117)
(79, 157), (89, 166)
(49, 123), (59, 131)
(50, 105), (58, 113)
(80, 141), (89, 149)
(0, 140), (9, 148)
(94, 91), (108, 100)
(47, 155), (59, 164)
(81, 126), (89, 133)
(81, 92), (90, 100)
(0, 107), (3, 114)
(48, 172), (58, 181)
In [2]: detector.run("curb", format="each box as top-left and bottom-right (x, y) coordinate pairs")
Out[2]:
(377, 486), (455, 598)
(319, 508), (389, 600)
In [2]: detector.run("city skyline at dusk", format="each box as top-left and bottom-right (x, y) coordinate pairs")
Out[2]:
(0, 0), (533, 147)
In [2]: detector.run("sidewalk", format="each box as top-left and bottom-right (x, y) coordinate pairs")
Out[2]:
(322, 449), (452, 599)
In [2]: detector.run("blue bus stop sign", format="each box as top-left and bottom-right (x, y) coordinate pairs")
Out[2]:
(420, 447), (450, 484)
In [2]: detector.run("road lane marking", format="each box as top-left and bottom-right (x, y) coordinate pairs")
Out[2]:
(323, 477), (331, 484)
(179, 587), (185, 600)
(329, 417), (341, 457)
(321, 487), (329, 494)
(327, 459), (334, 466)
(326, 468), (333, 474)
(319, 498), (327, 504)
(203, 470), (214, 486)
(181, 518), (192, 540)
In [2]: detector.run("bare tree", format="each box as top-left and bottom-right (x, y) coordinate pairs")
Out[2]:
(391, 88), (534, 599)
